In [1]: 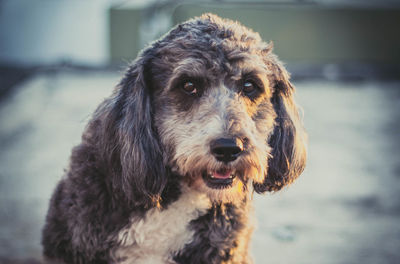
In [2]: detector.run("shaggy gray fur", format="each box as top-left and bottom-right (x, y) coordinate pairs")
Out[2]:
(42, 14), (307, 264)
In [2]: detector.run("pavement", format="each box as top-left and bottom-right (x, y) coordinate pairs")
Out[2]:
(0, 69), (399, 263)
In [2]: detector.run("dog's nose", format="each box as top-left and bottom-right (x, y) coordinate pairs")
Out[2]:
(210, 138), (243, 163)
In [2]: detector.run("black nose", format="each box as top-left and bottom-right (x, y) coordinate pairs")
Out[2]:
(210, 138), (243, 163)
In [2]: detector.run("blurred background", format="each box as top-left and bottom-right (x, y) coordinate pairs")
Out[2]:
(0, 0), (399, 263)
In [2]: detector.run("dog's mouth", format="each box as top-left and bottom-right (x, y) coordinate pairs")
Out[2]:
(202, 169), (236, 189)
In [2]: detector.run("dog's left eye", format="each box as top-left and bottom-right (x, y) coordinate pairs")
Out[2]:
(182, 81), (197, 95)
(242, 81), (257, 95)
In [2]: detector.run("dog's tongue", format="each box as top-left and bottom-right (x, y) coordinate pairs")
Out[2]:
(212, 169), (232, 179)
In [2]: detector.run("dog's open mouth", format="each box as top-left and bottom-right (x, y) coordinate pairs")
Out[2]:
(202, 169), (236, 189)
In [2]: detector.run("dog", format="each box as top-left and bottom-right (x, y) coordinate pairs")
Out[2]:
(42, 13), (307, 264)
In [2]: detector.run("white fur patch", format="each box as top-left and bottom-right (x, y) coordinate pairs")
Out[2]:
(111, 185), (211, 264)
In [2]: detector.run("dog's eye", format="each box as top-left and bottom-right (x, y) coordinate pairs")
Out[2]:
(243, 81), (257, 95)
(182, 81), (197, 95)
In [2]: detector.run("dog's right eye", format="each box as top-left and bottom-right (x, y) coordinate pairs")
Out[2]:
(182, 81), (198, 95)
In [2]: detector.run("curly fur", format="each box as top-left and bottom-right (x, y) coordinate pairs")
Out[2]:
(42, 14), (307, 264)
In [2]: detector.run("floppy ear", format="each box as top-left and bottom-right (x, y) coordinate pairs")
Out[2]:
(254, 56), (307, 193)
(97, 51), (167, 208)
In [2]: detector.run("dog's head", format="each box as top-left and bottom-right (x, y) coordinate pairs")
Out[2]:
(97, 14), (306, 206)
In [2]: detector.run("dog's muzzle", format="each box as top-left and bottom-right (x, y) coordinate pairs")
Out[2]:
(201, 138), (244, 189)
(210, 138), (243, 163)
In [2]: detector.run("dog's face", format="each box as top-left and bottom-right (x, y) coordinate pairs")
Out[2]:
(153, 50), (276, 202)
(100, 14), (306, 206)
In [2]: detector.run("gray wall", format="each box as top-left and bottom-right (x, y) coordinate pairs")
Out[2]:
(0, 0), (114, 66)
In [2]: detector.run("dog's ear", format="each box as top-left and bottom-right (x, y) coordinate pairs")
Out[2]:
(97, 51), (167, 208)
(254, 55), (307, 193)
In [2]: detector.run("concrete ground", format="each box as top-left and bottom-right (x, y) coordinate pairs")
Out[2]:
(0, 69), (399, 263)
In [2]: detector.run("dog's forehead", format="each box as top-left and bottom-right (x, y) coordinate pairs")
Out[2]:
(163, 25), (268, 73)
(168, 54), (270, 86)
(150, 15), (274, 92)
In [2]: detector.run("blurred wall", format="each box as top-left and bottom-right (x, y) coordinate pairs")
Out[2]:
(173, 4), (400, 64)
(0, 0), (113, 66)
(109, 2), (400, 67)
(109, 1), (174, 65)
(1, 0), (399, 71)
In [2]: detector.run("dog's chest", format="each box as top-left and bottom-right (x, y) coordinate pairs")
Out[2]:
(112, 188), (211, 264)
